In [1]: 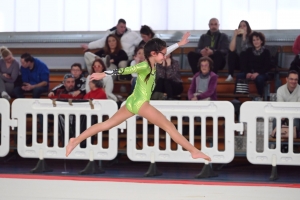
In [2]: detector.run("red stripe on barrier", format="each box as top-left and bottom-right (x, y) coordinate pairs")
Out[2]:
(0, 174), (299, 188)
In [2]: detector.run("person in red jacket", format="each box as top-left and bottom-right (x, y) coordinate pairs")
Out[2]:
(84, 80), (107, 99)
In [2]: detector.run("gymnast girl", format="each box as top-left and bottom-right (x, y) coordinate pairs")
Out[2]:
(66, 32), (211, 161)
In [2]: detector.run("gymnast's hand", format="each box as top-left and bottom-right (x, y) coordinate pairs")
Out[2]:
(90, 72), (106, 81)
(178, 32), (190, 47)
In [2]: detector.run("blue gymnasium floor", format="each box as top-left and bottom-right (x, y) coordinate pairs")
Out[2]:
(0, 152), (299, 184)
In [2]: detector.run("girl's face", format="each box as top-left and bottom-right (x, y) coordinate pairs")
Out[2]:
(154, 47), (167, 64)
(135, 48), (145, 62)
(239, 21), (247, 32)
(252, 36), (262, 49)
(92, 61), (104, 73)
(141, 34), (152, 43)
(200, 61), (210, 75)
(108, 36), (117, 50)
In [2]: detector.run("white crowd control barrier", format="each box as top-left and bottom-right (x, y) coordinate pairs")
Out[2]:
(12, 99), (124, 161)
(124, 101), (243, 164)
(240, 102), (300, 166)
(0, 99), (17, 157)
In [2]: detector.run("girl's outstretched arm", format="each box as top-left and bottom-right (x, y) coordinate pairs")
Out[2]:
(90, 72), (106, 81)
(166, 32), (190, 55)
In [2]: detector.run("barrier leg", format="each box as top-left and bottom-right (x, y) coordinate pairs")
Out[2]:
(269, 155), (278, 181)
(30, 159), (52, 173)
(144, 153), (162, 177)
(144, 162), (162, 177)
(79, 160), (105, 175)
(195, 162), (218, 179)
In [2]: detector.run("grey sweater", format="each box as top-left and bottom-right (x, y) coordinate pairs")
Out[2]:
(0, 59), (20, 83)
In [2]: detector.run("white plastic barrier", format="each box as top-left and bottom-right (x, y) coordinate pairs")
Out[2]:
(124, 101), (243, 164)
(12, 99), (125, 161)
(0, 99), (17, 157)
(240, 102), (300, 166)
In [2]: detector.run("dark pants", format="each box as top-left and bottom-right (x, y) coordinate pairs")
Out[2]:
(187, 51), (226, 75)
(154, 78), (183, 99)
(227, 51), (246, 76)
(236, 72), (268, 96)
(13, 86), (49, 98)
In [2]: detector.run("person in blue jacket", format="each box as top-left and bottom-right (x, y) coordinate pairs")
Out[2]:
(13, 53), (49, 98)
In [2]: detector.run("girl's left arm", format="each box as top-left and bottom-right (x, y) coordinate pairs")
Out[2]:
(166, 32), (190, 55)
(105, 62), (147, 76)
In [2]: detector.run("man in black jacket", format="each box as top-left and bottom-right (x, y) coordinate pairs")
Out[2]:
(187, 18), (229, 74)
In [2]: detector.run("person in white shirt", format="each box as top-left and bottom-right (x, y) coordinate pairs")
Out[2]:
(277, 70), (300, 102)
(82, 19), (141, 73)
(276, 70), (300, 130)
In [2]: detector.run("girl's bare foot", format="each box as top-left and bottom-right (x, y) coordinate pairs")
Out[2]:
(66, 138), (77, 157)
(191, 150), (211, 161)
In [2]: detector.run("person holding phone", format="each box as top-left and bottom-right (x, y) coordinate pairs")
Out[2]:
(225, 20), (252, 82)
(13, 53), (49, 98)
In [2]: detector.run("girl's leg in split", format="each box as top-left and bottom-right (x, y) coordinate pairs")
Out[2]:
(66, 105), (134, 156)
(138, 102), (211, 161)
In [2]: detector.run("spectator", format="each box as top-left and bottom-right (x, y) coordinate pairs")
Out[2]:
(292, 35), (300, 56)
(187, 18), (229, 75)
(277, 70), (300, 102)
(50, 73), (84, 99)
(13, 53), (49, 98)
(289, 35), (300, 84)
(83, 80), (107, 100)
(188, 57), (218, 101)
(152, 53), (183, 100)
(130, 46), (145, 93)
(226, 20), (252, 82)
(274, 70), (300, 141)
(48, 63), (86, 98)
(237, 31), (270, 97)
(0, 46), (19, 100)
(94, 34), (128, 72)
(139, 25), (155, 47)
(51, 73), (84, 146)
(83, 19), (141, 73)
(85, 59), (117, 101)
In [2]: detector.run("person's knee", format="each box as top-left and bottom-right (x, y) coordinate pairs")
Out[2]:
(118, 60), (128, 68)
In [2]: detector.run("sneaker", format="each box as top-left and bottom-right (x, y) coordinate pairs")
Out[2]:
(1, 91), (11, 101)
(225, 75), (233, 82)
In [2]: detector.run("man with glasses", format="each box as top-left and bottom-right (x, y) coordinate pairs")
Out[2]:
(187, 18), (229, 74)
(48, 63), (86, 98)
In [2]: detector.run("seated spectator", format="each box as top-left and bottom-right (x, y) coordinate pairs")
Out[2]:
(0, 46), (19, 100)
(94, 34), (128, 71)
(277, 70), (300, 102)
(50, 73), (84, 146)
(273, 70), (300, 142)
(139, 25), (155, 47)
(83, 80), (107, 100)
(50, 73), (84, 99)
(48, 63), (86, 98)
(85, 59), (117, 101)
(226, 20), (252, 82)
(188, 57), (218, 101)
(13, 53), (49, 98)
(187, 18), (229, 75)
(289, 35), (300, 84)
(83, 19), (141, 74)
(152, 53), (183, 100)
(237, 31), (270, 97)
(130, 46), (145, 93)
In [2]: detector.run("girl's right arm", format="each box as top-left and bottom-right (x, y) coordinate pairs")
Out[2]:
(104, 62), (147, 76)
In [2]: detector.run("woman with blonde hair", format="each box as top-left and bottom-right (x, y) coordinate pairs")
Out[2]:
(0, 46), (20, 100)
